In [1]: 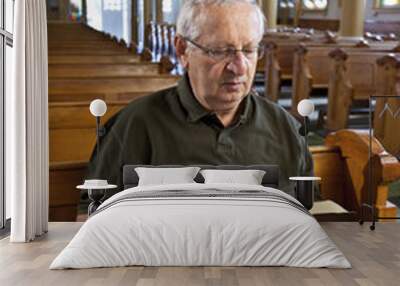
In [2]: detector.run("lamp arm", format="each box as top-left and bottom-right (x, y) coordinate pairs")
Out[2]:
(304, 116), (308, 146)
(96, 116), (101, 159)
(303, 116), (309, 176)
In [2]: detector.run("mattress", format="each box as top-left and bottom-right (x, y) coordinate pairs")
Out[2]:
(50, 183), (351, 269)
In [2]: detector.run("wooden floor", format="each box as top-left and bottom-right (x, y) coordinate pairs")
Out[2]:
(0, 222), (399, 286)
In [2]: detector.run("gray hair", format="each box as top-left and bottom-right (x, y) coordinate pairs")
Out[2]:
(176, 0), (265, 41)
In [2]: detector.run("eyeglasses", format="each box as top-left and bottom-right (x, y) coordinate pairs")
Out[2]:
(183, 37), (264, 62)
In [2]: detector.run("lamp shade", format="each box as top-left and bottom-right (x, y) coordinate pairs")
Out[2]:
(90, 99), (107, 117)
(297, 99), (315, 117)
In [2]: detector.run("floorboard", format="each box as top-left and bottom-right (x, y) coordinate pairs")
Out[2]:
(0, 222), (399, 286)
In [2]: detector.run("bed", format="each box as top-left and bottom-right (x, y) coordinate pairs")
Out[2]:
(50, 165), (351, 269)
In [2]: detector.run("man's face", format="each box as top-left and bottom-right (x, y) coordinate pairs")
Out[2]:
(180, 3), (262, 113)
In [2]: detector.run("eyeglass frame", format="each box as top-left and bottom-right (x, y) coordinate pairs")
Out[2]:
(182, 36), (265, 62)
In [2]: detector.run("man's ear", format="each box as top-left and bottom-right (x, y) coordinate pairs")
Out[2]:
(174, 36), (189, 69)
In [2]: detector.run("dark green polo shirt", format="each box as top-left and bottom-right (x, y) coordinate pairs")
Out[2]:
(87, 74), (313, 196)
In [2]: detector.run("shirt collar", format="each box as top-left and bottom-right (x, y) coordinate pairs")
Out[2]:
(238, 90), (253, 125)
(177, 73), (254, 124)
(177, 74), (211, 122)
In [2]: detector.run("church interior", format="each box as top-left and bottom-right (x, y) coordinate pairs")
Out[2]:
(1, 0), (400, 285)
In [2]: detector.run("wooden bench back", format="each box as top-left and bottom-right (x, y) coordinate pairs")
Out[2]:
(326, 129), (400, 219)
(49, 54), (144, 64)
(262, 36), (399, 102)
(48, 62), (168, 78)
(48, 49), (133, 56)
(48, 22), (110, 39)
(374, 55), (400, 158)
(326, 50), (400, 131)
(291, 42), (400, 114)
(49, 75), (180, 102)
(263, 35), (353, 81)
(49, 101), (128, 162)
(48, 41), (123, 48)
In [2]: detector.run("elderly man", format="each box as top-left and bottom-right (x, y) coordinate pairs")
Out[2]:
(88, 0), (312, 196)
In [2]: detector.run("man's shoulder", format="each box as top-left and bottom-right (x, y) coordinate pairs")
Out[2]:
(103, 85), (178, 131)
(251, 94), (300, 128)
(117, 85), (178, 119)
(126, 86), (177, 112)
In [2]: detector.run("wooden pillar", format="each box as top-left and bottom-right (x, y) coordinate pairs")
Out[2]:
(144, 0), (152, 26)
(262, 0), (278, 31)
(81, 0), (87, 24)
(294, 0), (302, 27)
(156, 0), (163, 23)
(339, 0), (366, 40)
(59, 0), (70, 21)
(131, 0), (138, 47)
(144, 0), (152, 48)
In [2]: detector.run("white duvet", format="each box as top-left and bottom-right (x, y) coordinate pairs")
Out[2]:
(50, 183), (351, 269)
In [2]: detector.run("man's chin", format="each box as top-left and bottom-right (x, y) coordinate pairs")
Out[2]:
(220, 83), (247, 94)
(210, 98), (243, 112)
(205, 89), (248, 110)
(219, 86), (247, 98)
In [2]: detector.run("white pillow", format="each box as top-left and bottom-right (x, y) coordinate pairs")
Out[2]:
(135, 167), (200, 186)
(200, 169), (266, 185)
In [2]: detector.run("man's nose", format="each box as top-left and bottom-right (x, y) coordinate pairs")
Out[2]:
(226, 52), (247, 75)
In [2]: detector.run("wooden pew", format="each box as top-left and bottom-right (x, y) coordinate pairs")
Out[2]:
(48, 62), (172, 78)
(48, 49), (134, 55)
(258, 30), (315, 73)
(47, 32), (109, 42)
(48, 42), (127, 50)
(264, 28), (331, 43)
(48, 38), (138, 55)
(48, 38), (131, 51)
(263, 42), (281, 101)
(47, 21), (155, 64)
(326, 49), (400, 131)
(47, 22), (111, 40)
(325, 130), (399, 220)
(49, 161), (87, 221)
(48, 34), (129, 48)
(291, 42), (400, 115)
(49, 91), (150, 103)
(48, 74), (180, 161)
(262, 34), (399, 102)
(47, 22), (182, 220)
(263, 40), (343, 102)
(48, 39), (123, 47)
(262, 31), (343, 92)
(49, 101), (128, 162)
(374, 54), (400, 158)
(311, 145), (347, 207)
(48, 75), (179, 102)
(48, 54), (145, 64)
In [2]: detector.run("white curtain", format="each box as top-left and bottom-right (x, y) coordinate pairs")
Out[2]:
(7, 0), (49, 242)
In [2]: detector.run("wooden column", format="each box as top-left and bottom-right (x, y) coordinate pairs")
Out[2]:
(81, 0), (87, 23)
(59, 0), (70, 21)
(262, 0), (278, 31)
(143, 0), (157, 48)
(156, 0), (163, 23)
(131, 0), (139, 50)
(294, 0), (302, 27)
(144, 0), (152, 27)
(339, 0), (366, 40)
